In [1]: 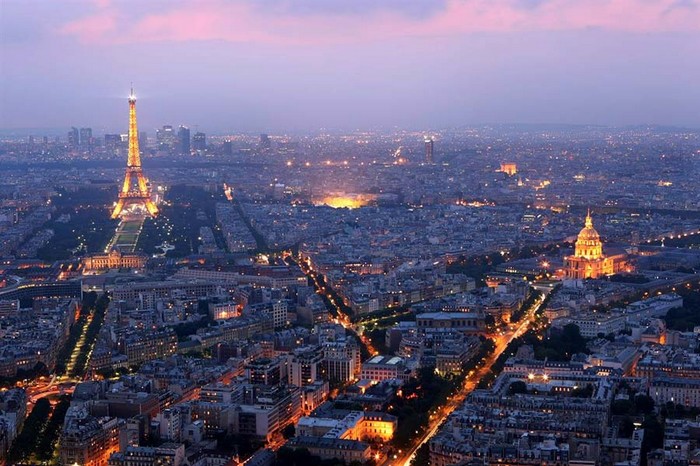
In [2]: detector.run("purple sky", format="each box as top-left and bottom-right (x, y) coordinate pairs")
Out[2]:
(2, 0), (700, 133)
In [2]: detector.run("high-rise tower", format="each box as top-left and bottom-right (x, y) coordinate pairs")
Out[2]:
(192, 131), (207, 151)
(111, 87), (158, 219)
(177, 125), (190, 155)
(424, 137), (434, 163)
(68, 127), (79, 147)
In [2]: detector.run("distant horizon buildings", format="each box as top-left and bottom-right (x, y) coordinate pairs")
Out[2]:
(7, 121), (700, 146)
(424, 137), (434, 163)
(177, 125), (190, 155)
(223, 139), (233, 156)
(192, 131), (206, 151)
(260, 133), (272, 151)
(67, 126), (93, 148)
(79, 127), (92, 147)
(138, 131), (147, 150)
(67, 127), (78, 146)
(156, 125), (175, 152)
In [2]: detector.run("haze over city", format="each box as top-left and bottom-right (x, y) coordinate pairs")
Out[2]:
(3, 0), (700, 132)
(2, 2), (700, 466)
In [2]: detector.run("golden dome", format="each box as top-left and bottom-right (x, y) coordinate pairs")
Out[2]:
(577, 211), (600, 242)
(574, 210), (603, 259)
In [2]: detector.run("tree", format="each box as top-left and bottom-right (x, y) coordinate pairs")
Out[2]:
(619, 416), (635, 438)
(611, 399), (634, 416)
(282, 424), (296, 439)
(641, 414), (664, 458)
(508, 381), (528, 395)
(36, 395), (71, 460)
(571, 384), (594, 398)
(8, 397), (51, 463)
(634, 394), (655, 415)
(274, 447), (341, 466)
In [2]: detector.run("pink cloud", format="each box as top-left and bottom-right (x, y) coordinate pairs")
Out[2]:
(60, 10), (117, 40)
(58, 0), (700, 45)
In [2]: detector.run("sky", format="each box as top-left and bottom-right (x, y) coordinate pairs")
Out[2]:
(1, 0), (700, 133)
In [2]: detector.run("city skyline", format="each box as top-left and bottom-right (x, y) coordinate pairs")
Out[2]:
(2, 0), (700, 133)
(2, 3), (700, 466)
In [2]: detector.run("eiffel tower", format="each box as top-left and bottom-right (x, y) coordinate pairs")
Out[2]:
(111, 87), (158, 219)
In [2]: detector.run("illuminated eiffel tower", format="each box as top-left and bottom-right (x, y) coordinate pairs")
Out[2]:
(111, 87), (158, 219)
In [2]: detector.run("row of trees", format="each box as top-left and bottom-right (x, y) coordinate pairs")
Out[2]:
(610, 387), (663, 461)
(391, 338), (496, 449)
(137, 185), (227, 257)
(274, 447), (368, 466)
(35, 395), (72, 461)
(446, 251), (508, 284)
(538, 286), (559, 315)
(213, 431), (265, 461)
(510, 289), (543, 323)
(0, 362), (49, 388)
(447, 243), (569, 284)
(360, 306), (414, 327)
(477, 327), (539, 389)
(7, 398), (51, 463)
(465, 337), (496, 371)
(608, 273), (651, 284)
(7, 395), (72, 464)
(54, 291), (99, 375)
(664, 286), (700, 331)
(650, 233), (700, 248)
(352, 304), (412, 325)
(37, 202), (118, 261)
(71, 293), (110, 377)
(316, 273), (354, 318)
(365, 327), (391, 355)
(389, 367), (460, 449)
(232, 199), (269, 252)
(54, 316), (88, 375)
(478, 287), (560, 388)
(508, 379), (594, 398)
(524, 323), (589, 361)
(173, 316), (213, 341)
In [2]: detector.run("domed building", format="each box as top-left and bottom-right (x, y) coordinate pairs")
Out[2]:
(564, 211), (628, 279)
(574, 211), (604, 260)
